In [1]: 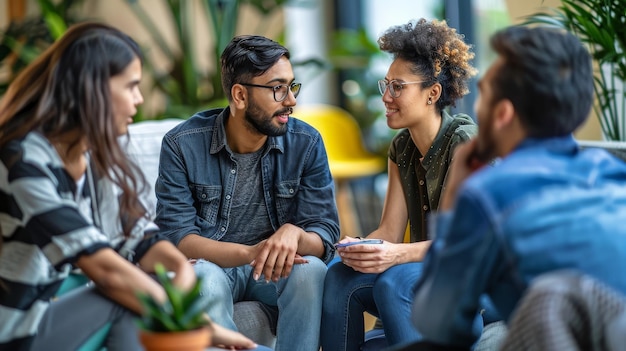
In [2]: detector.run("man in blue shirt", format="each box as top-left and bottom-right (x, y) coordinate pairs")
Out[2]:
(154, 35), (339, 351)
(399, 25), (626, 350)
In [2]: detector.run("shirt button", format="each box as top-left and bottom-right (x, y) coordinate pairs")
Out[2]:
(226, 195), (231, 200)
(201, 193), (207, 199)
(423, 205), (428, 211)
(419, 180), (424, 185)
(289, 188), (294, 194)
(220, 227), (226, 232)
(230, 169), (236, 174)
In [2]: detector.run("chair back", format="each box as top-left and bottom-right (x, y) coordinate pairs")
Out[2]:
(293, 104), (385, 179)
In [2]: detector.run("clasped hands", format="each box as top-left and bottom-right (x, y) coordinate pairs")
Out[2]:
(249, 223), (309, 283)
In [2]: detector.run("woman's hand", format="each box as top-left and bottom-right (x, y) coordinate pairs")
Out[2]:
(170, 258), (197, 292)
(337, 238), (431, 273)
(139, 240), (196, 292)
(337, 239), (397, 274)
(210, 322), (258, 350)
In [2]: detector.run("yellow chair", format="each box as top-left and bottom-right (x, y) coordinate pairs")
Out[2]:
(293, 104), (385, 238)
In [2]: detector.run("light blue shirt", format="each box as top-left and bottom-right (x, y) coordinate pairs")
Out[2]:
(413, 135), (626, 347)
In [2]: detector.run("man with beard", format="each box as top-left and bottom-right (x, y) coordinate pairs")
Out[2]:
(154, 35), (339, 351)
(391, 26), (626, 350)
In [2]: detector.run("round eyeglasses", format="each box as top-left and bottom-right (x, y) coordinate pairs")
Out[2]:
(377, 79), (427, 98)
(240, 82), (302, 102)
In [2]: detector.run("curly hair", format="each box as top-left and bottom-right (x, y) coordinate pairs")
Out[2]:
(378, 18), (477, 110)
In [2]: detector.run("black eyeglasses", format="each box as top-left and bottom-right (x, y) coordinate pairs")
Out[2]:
(240, 82), (302, 102)
(377, 79), (427, 98)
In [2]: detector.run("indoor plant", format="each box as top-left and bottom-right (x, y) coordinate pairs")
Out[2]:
(0, 0), (83, 95)
(524, 0), (626, 141)
(123, 0), (293, 119)
(136, 263), (213, 351)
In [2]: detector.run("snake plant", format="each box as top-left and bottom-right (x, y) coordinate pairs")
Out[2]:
(136, 263), (212, 332)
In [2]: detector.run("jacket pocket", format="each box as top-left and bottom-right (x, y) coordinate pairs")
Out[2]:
(275, 180), (299, 223)
(192, 184), (221, 226)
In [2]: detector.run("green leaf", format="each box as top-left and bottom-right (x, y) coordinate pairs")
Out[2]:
(37, 0), (68, 40)
(136, 263), (211, 332)
(523, 0), (626, 141)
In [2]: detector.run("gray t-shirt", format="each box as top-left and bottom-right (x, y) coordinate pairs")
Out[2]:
(223, 147), (273, 245)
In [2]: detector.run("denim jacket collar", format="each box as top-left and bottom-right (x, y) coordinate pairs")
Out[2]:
(210, 107), (285, 156)
(514, 134), (578, 155)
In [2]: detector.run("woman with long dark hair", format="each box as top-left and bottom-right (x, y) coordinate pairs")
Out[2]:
(0, 22), (259, 351)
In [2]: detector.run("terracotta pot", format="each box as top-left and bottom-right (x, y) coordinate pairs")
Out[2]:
(139, 327), (211, 351)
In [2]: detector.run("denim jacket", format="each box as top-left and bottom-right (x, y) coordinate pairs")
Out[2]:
(154, 108), (340, 264)
(412, 135), (626, 347)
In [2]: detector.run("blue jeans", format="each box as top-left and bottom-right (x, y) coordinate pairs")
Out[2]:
(194, 257), (327, 351)
(321, 261), (426, 351)
(321, 261), (484, 351)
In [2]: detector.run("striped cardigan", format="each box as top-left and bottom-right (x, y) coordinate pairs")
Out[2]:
(0, 132), (160, 350)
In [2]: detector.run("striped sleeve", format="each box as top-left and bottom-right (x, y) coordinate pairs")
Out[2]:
(2, 134), (109, 268)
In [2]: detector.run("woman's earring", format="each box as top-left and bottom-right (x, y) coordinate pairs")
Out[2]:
(427, 97), (433, 105)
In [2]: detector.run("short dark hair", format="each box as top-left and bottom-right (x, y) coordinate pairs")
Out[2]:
(377, 18), (477, 111)
(220, 35), (290, 101)
(490, 26), (594, 137)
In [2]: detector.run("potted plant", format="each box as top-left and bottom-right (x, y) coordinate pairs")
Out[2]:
(136, 263), (213, 351)
(524, 0), (626, 141)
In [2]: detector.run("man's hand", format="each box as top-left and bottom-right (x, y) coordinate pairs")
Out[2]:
(249, 224), (308, 282)
(440, 139), (482, 211)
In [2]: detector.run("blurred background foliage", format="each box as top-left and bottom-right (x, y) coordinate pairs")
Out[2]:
(124, 0), (327, 120)
(3, 0), (567, 146)
(0, 0), (328, 121)
(524, 0), (626, 141)
(0, 0), (82, 95)
(0, 0), (509, 156)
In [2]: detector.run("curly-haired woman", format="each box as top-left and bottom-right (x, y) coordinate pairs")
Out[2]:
(321, 18), (482, 351)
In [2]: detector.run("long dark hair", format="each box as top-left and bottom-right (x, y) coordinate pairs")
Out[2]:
(0, 22), (148, 243)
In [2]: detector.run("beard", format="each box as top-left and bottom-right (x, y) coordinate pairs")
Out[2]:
(475, 107), (499, 162)
(244, 98), (291, 137)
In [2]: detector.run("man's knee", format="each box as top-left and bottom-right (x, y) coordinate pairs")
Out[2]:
(289, 256), (327, 283)
(281, 257), (326, 299)
(193, 259), (231, 299)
